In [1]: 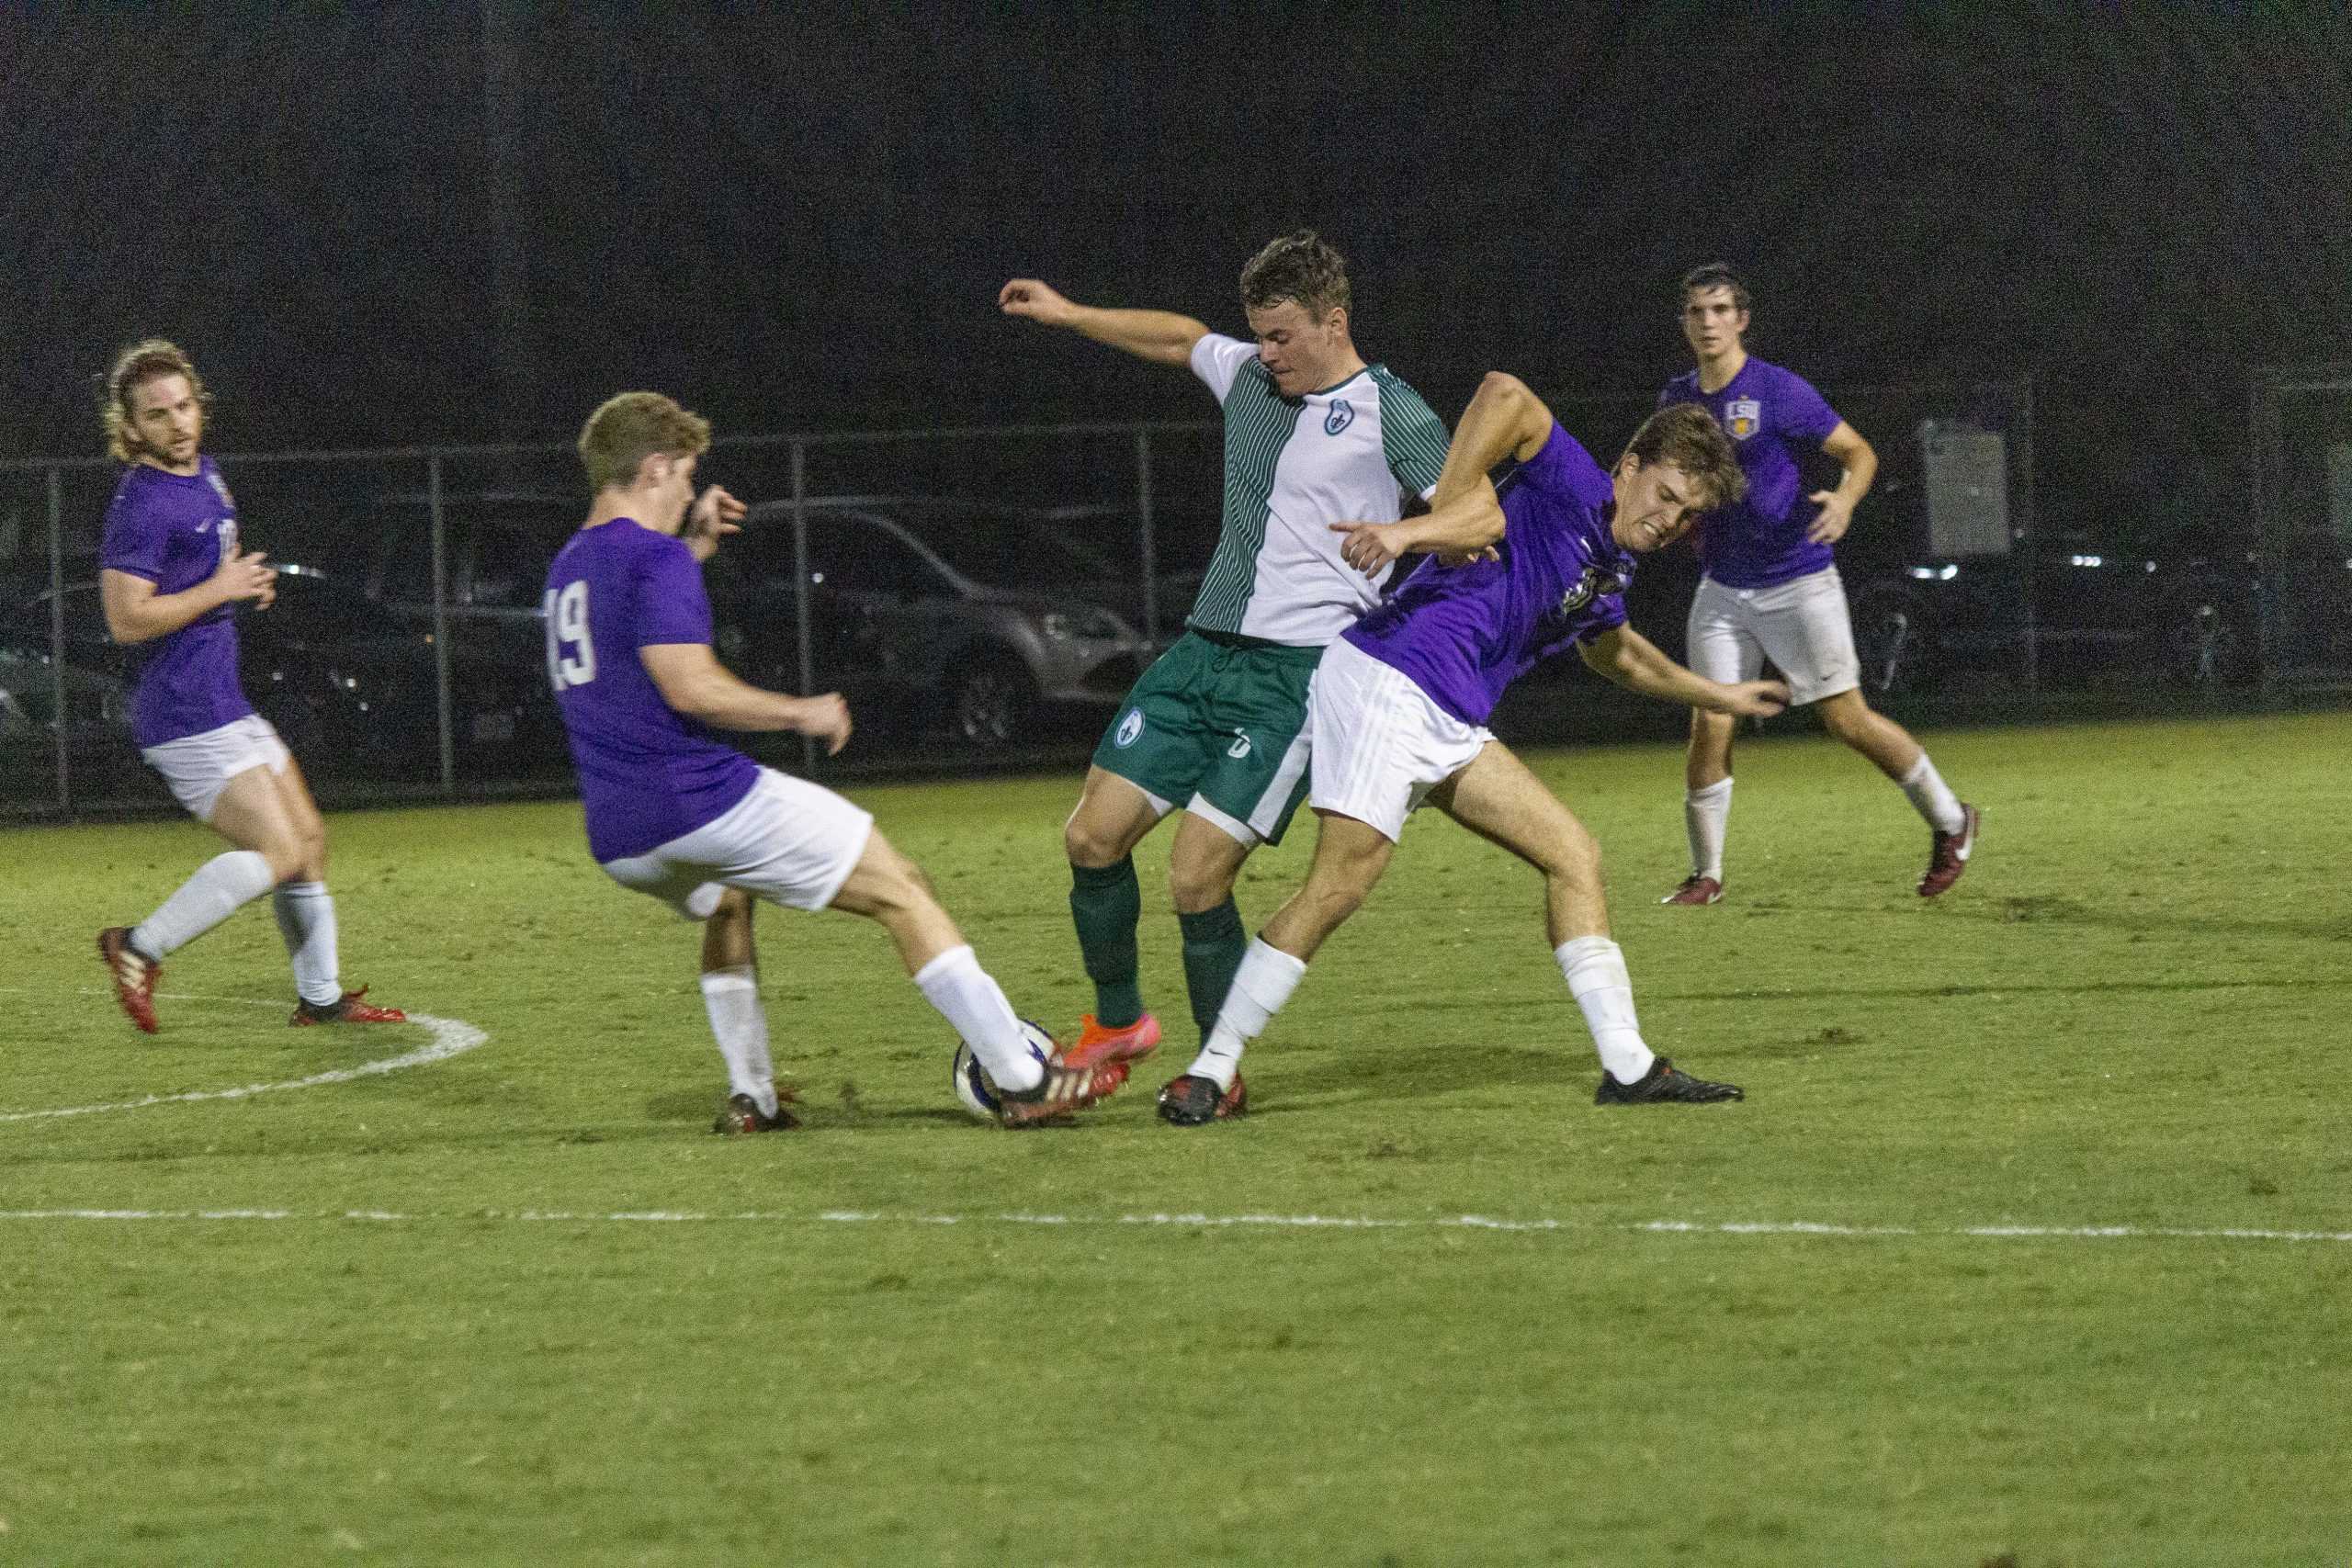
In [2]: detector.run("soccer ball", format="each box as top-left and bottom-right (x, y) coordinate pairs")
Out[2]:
(951, 1020), (1056, 1122)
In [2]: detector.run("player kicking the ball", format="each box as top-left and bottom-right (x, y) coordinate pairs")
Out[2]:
(1159, 375), (1786, 1124)
(999, 231), (1450, 1078)
(92, 339), (406, 1032)
(546, 392), (1125, 1131)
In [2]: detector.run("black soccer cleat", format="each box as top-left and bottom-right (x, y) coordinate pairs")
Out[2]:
(1594, 1055), (1744, 1105)
(1156, 1071), (1247, 1126)
(712, 1090), (799, 1134)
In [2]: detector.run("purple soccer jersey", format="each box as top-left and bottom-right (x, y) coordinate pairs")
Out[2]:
(97, 457), (257, 749)
(1657, 356), (1843, 589)
(1343, 423), (1634, 727)
(544, 519), (759, 863)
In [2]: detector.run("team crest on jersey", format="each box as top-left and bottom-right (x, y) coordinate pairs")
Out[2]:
(1555, 566), (1628, 618)
(1323, 399), (1355, 436)
(1114, 708), (1145, 748)
(1725, 398), (1760, 440)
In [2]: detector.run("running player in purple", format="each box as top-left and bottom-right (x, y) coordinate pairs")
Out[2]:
(1157, 374), (1788, 1124)
(546, 392), (1126, 1131)
(93, 340), (406, 1032)
(1657, 263), (1978, 906)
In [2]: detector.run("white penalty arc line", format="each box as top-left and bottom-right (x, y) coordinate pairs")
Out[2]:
(0, 1209), (2345, 1246)
(0, 988), (489, 1123)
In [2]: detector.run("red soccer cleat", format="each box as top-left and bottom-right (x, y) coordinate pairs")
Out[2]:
(1060, 1010), (1162, 1071)
(713, 1086), (800, 1134)
(994, 1053), (1129, 1126)
(1660, 874), (1724, 907)
(1917, 803), (1981, 898)
(96, 927), (162, 1034)
(288, 986), (408, 1025)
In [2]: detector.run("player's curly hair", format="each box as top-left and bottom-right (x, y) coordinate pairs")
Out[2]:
(1680, 262), (1751, 316)
(101, 339), (211, 463)
(1240, 230), (1351, 321)
(1624, 403), (1748, 513)
(578, 391), (712, 494)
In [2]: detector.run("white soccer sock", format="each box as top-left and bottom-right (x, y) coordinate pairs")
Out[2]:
(1185, 938), (1307, 1092)
(1684, 777), (1733, 881)
(130, 850), (278, 961)
(913, 945), (1044, 1093)
(699, 965), (778, 1117)
(1899, 752), (1965, 836)
(1556, 935), (1655, 1086)
(271, 881), (344, 1008)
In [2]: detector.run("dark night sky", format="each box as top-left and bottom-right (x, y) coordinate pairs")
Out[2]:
(5, 2), (2348, 492)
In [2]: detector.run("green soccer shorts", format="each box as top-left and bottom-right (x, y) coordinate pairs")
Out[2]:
(1091, 630), (1324, 845)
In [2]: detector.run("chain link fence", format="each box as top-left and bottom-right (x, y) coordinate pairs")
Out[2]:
(10, 371), (2328, 820)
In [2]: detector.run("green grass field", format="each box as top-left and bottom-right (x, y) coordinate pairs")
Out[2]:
(5, 710), (2349, 1565)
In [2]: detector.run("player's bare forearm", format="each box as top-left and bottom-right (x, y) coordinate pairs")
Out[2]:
(1430, 372), (1555, 508)
(100, 567), (243, 644)
(1065, 305), (1209, 367)
(1400, 481), (1505, 555)
(1577, 626), (1750, 711)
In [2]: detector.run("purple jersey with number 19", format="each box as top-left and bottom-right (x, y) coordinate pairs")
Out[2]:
(544, 518), (758, 863)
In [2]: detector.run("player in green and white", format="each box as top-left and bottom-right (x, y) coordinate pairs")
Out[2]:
(999, 231), (1450, 1094)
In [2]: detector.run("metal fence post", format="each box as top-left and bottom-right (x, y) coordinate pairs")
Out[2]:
(47, 466), (70, 816)
(1135, 427), (1159, 643)
(429, 453), (455, 793)
(2246, 367), (2280, 693)
(791, 439), (815, 775)
(2014, 373), (2038, 692)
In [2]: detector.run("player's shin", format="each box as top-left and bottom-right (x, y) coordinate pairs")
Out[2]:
(914, 944), (1045, 1092)
(1185, 937), (1306, 1091)
(1179, 897), (1246, 1043)
(699, 965), (778, 1117)
(271, 881), (343, 1008)
(1556, 935), (1655, 1086)
(1069, 858), (1145, 1027)
(130, 849), (278, 961)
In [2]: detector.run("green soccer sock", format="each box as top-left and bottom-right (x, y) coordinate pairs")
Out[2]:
(1178, 897), (1247, 1044)
(1069, 858), (1145, 1028)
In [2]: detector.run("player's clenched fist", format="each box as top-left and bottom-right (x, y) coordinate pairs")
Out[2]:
(997, 278), (1076, 326)
(212, 549), (277, 605)
(794, 693), (853, 755)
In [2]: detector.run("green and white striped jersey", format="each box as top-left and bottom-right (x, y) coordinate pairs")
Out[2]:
(1186, 333), (1451, 646)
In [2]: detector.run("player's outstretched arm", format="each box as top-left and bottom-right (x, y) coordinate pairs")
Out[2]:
(639, 643), (854, 754)
(1332, 371), (1555, 571)
(1331, 480), (1505, 574)
(997, 278), (1208, 368)
(1577, 626), (1790, 717)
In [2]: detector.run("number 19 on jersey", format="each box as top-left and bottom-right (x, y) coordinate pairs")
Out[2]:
(545, 581), (596, 690)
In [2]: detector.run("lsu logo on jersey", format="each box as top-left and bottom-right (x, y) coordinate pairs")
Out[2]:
(1555, 566), (1628, 618)
(1725, 398), (1760, 440)
(1323, 399), (1355, 437)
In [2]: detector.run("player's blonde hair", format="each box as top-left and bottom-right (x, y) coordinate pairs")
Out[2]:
(577, 391), (712, 494)
(1624, 403), (1748, 513)
(1240, 230), (1351, 322)
(101, 339), (210, 463)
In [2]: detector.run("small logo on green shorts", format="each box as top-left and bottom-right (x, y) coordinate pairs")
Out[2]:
(1114, 709), (1144, 748)
(1226, 731), (1252, 759)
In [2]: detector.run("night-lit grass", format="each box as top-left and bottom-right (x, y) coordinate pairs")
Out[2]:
(4, 711), (2348, 1564)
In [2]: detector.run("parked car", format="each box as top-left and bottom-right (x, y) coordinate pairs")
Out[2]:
(1845, 529), (2261, 695)
(0, 640), (143, 804)
(709, 497), (1157, 748)
(20, 565), (560, 778)
(362, 491), (1158, 750)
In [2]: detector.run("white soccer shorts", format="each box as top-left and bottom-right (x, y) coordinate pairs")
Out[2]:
(599, 766), (876, 919)
(141, 714), (291, 822)
(1306, 637), (1492, 843)
(1686, 564), (1862, 707)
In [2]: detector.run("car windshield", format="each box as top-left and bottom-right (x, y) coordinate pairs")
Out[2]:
(265, 569), (387, 635)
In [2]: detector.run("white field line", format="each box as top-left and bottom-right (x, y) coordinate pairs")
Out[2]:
(0, 987), (489, 1122)
(0, 1209), (2345, 1245)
